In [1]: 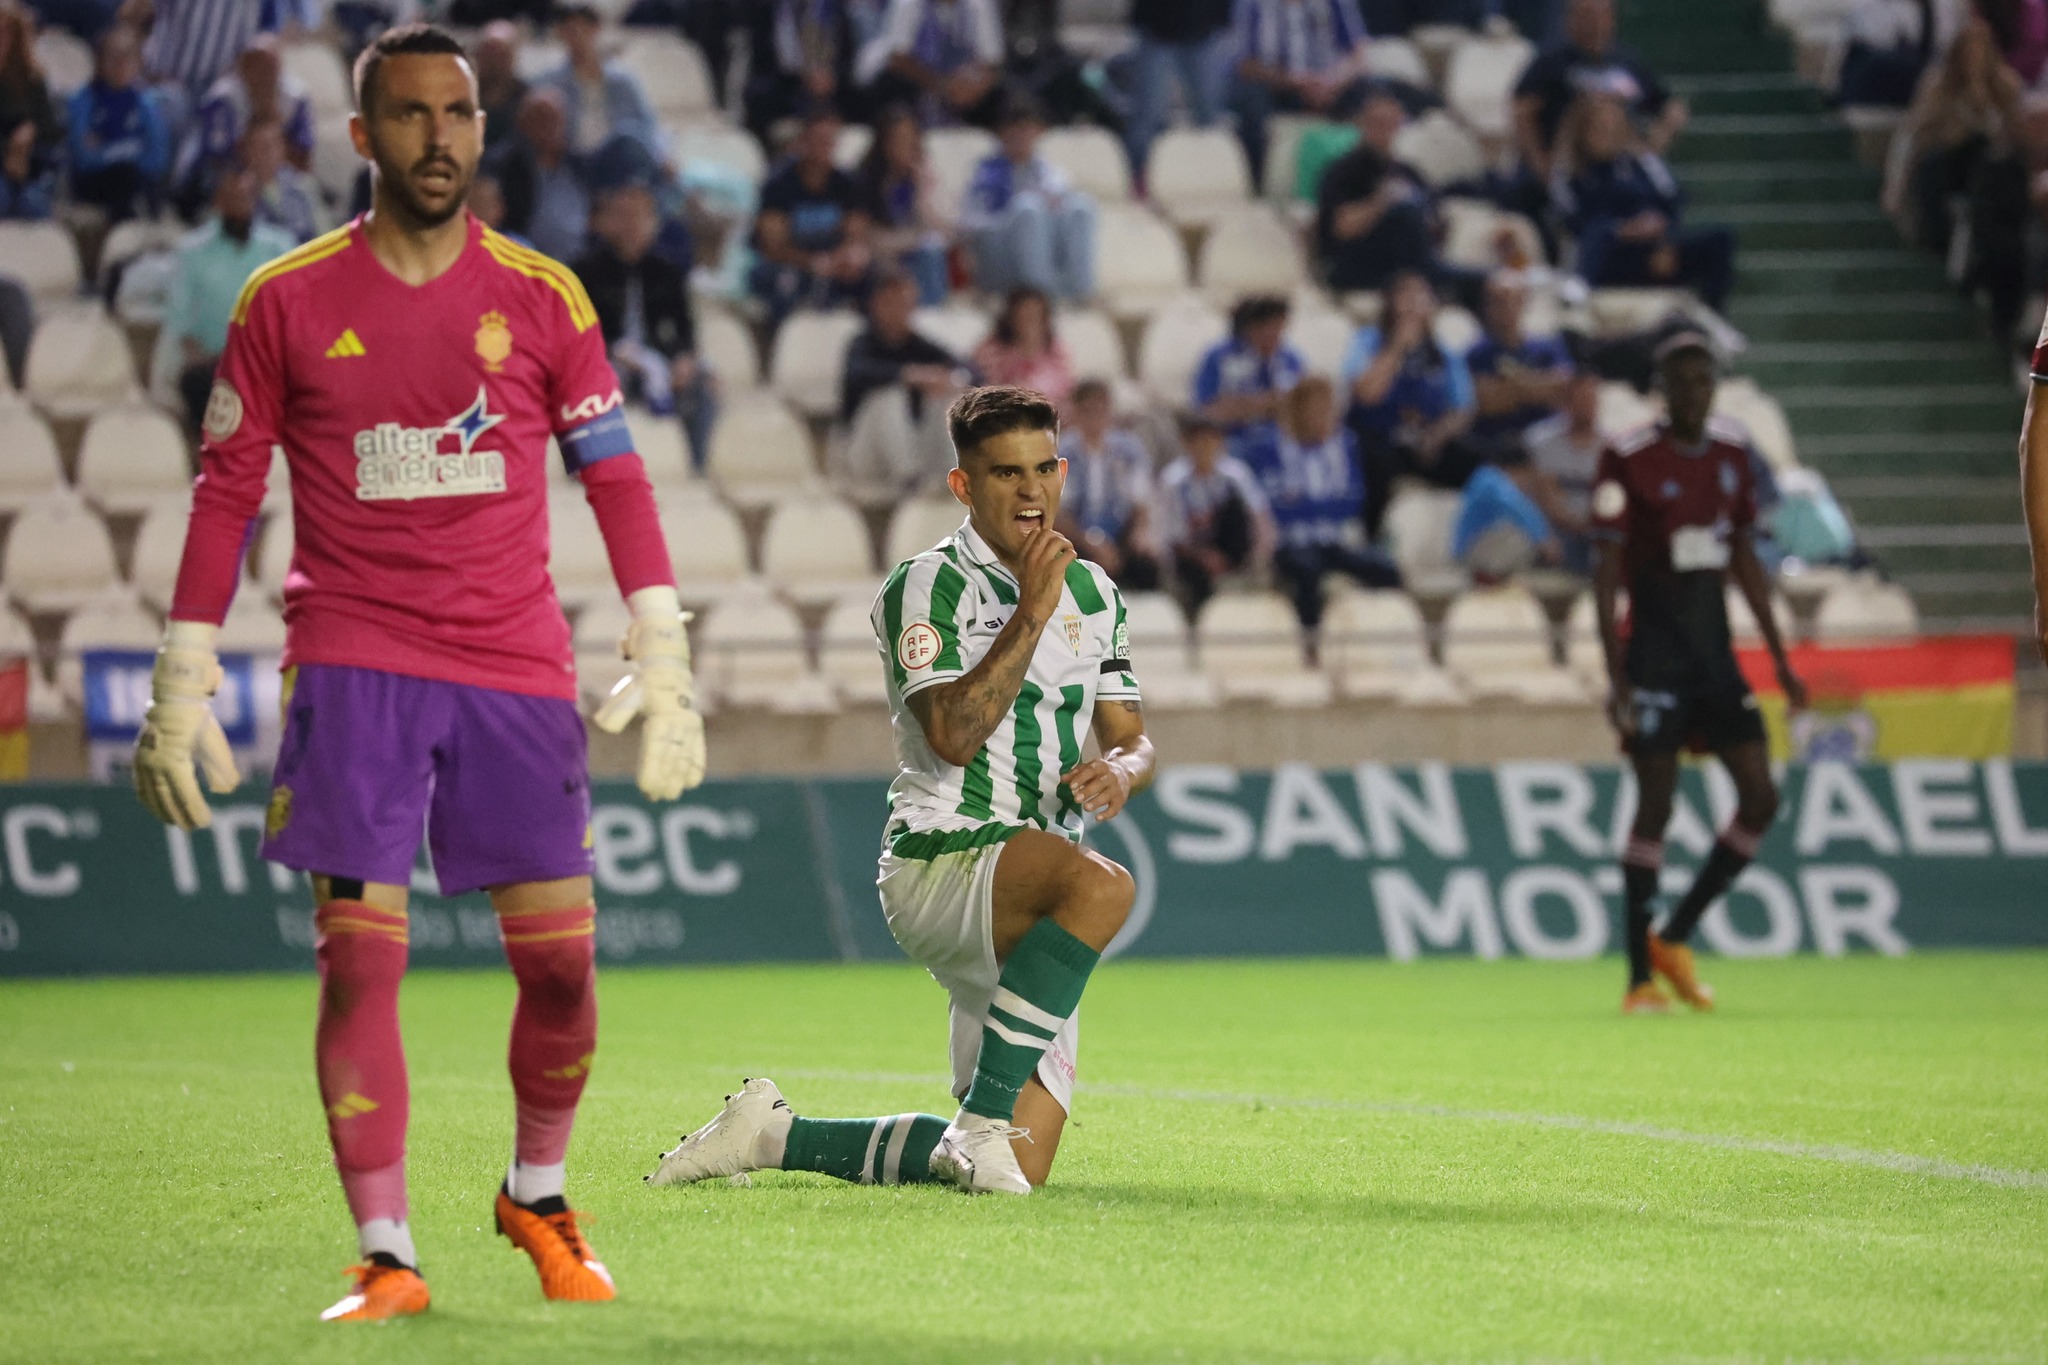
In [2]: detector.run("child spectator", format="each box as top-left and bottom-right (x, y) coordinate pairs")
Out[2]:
(1057, 379), (1162, 590)
(1466, 271), (1573, 462)
(1513, 366), (1604, 573)
(973, 286), (1075, 409)
(856, 103), (952, 305)
(959, 92), (1096, 303)
(1157, 411), (1277, 611)
(1194, 293), (1308, 457)
(834, 270), (975, 506)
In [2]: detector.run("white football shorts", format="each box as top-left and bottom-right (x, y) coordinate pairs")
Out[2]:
(877, 838), (1079, 1115)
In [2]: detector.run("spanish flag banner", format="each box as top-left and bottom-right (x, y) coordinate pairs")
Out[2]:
(1737, 635), (2014, 762)
(0, 658), (27, 781)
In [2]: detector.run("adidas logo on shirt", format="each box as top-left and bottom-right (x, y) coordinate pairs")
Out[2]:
(325, 328), (366, 358)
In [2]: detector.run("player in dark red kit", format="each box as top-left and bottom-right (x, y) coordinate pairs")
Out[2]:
(1591, 334), (1807, 1014)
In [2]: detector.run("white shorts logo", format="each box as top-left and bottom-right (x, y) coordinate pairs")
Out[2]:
(202, 379), (243, 442)
(897, 622), (942, 672)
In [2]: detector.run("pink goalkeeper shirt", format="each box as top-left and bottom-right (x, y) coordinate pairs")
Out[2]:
(171, 213), (674, 701)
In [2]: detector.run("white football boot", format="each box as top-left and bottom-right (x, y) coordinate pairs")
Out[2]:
(646, 1077), (791, 1187)
(929, 1112), (1033, 1195)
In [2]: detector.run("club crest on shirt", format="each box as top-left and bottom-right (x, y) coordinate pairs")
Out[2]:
(202, 379), (243, 441)
(1062, 614), (1083, 654)
(474, 310), (513, 372)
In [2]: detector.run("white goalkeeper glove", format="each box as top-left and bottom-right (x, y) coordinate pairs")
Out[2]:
(593, 585), (706, 801)
(133, 620), (242, 830)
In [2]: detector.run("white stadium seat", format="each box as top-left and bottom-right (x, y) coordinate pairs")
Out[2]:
(1137, 296), (1229, 407)
(55, 590), (160, 707)
(697, 308), (761, 392)
(659, 497), (757, 606)
(708, 395), (821, 509)
(313, 116), (364, 203)
(1365, 36), (1432, 88)
(617, 33), (715, 120)
(1393, 111), (1489, 188)
(1123, 591), (1218, 709)
(215, 591), (286, 654)
(819, 593), (890, 705)
(884, 496), (966, 567)
(1444, 34), (1535, 140)
(34, 29), (92, 97)
(1286, 308), (1355, 381)
(1563, 591), (1615, 690)
(256, 513), (294, 596)
(1323, 590), (1466, 704)
(1383, 488), (1467, 598)
(0, 221), (82, 300)
(1597, 382), (1660, 437)
(1433, 305), (1483, 355)
(1441, 583), (1588, 703)
(1258, 113), (1324, 202)
(623, 407), (695, 487)
(695, 593), (835, 712)
(1057, 306), (1128, 381)
(1586, 287), (1691, 336)
(1040, 125), (1132, 203)
(283, 39), (352, 119)
(1199, 207), (1308, 301)
(1196, 591), (1330, 706)
(26, 305), (142, 416)
(1096, 204), (1192, 319)
(97, 217), (185, 286)
(0, 408), (64, 512)
(924, 127), (1000, 216)
(770, 310), (864, 418)
(76, 406), (191, 513)
(669, 122), (768, 183)
(1146, 128), (1255, 227)
(834, 123), (873, 169)
(910, 305), (992, 359)
(572, 596), (633, 705)
(3, 494), (122, 612)
(128, 496), (196, 610)
(759, 495), (875, 604)
(1439, 199), (1544, 270)
(547, 488), (613, 608)
(1814, 580), (1919, 642)
(1714, 380), (1800, 470)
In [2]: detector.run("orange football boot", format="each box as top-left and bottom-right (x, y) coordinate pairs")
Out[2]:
(1622, 981), (1673, 1014)
(494, 1187), (616, 1302)
(1648, 934), (1716, 1011)
(320, 1258), (430, 1322)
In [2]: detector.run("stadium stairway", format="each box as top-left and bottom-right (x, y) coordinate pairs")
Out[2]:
(1623, 0), (2031, 630)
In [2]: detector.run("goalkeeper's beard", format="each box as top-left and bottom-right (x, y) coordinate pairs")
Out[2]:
(372, 154), (472, 233)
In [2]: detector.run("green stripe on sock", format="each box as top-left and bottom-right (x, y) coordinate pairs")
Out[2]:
(1011, 681), (1045, 824)
(784, 1114), (950, 1185)
(962, 918), (1103, 1121)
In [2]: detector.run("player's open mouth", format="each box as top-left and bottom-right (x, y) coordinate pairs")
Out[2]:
(1015, 509), (1044, 531)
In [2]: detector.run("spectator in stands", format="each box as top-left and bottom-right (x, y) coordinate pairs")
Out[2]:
(751, 104), (872, 333)
(974, 285), (1074, 409)
(1512, 0), (1685, 181)
(1452, 461), (1562, 581)
(1313, 85), (1443, 295)
(473, 21), (528, 151)
(960, 92), (1096, 303)
(161, 165), (293, 438)
(495, 87), (592, 263)
(1888, 15), (2021, 255)
(1244, 374), (1400, 627)
(1194, 293), (1307, 458)
(1057, 379), (1162, 590)
(468, 171), (515, 236)
(1466, 271), (1573, 461)
(66, 23), (168, 222)
(1344, 269), (1485, 538)
(857, 0), (1003, 128)
(1227, 0), (1374, 186)
(744, 0), (869, 141)
(856, 102), (952, 305)
(834, 268), (974, 506)
(137, 0), (273, 122)
(1554, 92), (1734, 312)
(577, 181), (714, 471)
(1980, 0), (2048, 85)
(1958, 92), (2048, 358)
(0, 4), (59, 219)
(242, 116), (327, 244)
(536, 3), (664, 169)
(1125, 0), (1234, 174)
(1836, 0), (1960, 108)
(178, 32), (313, 211)
(1513, 365), (1602, 572)
(1157, 410), (1276, 611)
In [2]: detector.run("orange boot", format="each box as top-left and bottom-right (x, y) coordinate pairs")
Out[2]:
(320, 1257), (430, 1322)
(1622, 981), (1673, 1014)
(494, 1187), (616, 1302)
(1649, 934), (1716, 1011)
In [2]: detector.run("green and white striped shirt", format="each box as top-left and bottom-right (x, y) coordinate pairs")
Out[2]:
(872, 519), (1140, 859)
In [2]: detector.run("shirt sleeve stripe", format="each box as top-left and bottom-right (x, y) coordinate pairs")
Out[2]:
(926, 561), (969, 673)
(482, 229), (600, 332)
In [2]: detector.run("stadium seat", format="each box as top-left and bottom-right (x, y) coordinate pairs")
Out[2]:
(215, 590), (286, 654)
(1096, 203), (1192, 319)
(256, 512), (293, 597)
(1364, 36), (1432, 88)
(1433, 305), (1483, 355)
(669, 122), (767, 183)
(1814, 579), (1919, 642)
(623, 407), (695, 487)
(313, 116), (363, 203)
(759, 495), (876, 604)
(695, 593), (836, 712)
(1057, 305), (1128, 381)
(0, 221), (82, 300)
(283, 39), (352, 119)
(54, 590), (161, 708)
(1383, 488), (1467, 598)
(1040, 125), (1132, 203)
(1322, 590), (1466, 705)
(1258, 113), (1325, 202)
(97, 217), (185, 288)
(76, 406), (191, 513)
(884, 496), (966, 566)
(547, 488), (613, 608)
(571, 596), (633, 706)
(707, 394), (821, 509)
(1146, 128), (1255, 226)
(33, 28), (91, 96)
(697, 307), (761, 392)
(819, 593), (890, 705)
(26, 305), (142, 416)
(127, 495), (194, 609)
(1444, 34), (1535, 141)
(0, 598), (46, 710)
(1196, 591), (1331, 706)
(1137, 296), (1229, 407)
(1199, 207), (1308, 302)
(1713, 380), (1800, 471)
(1586, 288), (1691, 336)
(1726, 584), (1797, 646)
(833, 123), (872, 169)
(1439, 199), (1544, 270)
(0, 408), (64, 512)
(1393, 112), (1488, 190)
(769, 310), (864, 419)
(3, 494), (122, 613)
(1123, 591), (1218, 708)
(617, 33), (714, 120)
(1441, 583), (1589, 703)
(1562, 590), (1616, 691)
(1286, 308), (1356, 380)
(925, 126), (1000, 215)
(911, 304), (992, 359)
(660, 496), (757, 607)
(1597, 382), (1659, 437)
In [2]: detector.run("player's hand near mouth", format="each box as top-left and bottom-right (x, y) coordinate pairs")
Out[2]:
(1014, 514), (1074, 625)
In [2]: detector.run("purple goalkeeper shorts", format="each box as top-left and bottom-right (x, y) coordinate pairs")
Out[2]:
(260, 664), (594, 897)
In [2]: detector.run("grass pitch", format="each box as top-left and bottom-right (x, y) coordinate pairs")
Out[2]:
(1, 953), (2043, 1364)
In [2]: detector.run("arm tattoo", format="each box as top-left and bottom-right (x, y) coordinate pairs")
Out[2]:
(912, 608), (1047, 761)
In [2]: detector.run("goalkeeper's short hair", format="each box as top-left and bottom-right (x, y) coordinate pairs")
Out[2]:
(353, 23), (468, 117)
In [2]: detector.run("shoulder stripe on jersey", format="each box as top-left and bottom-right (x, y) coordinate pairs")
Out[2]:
(926, 562), (969, 673)
(878, 560), (913, 688)
(481, 228), (598, 332)
(229, 224), (354, 326)
(1064, 560), (1107, 614)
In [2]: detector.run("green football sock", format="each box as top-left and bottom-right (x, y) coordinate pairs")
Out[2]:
(781, 1114), (948, 1185)
(962, 917), (1100, 1121)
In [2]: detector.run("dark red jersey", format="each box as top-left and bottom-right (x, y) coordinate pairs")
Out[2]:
(1590, 417), (1759, 688)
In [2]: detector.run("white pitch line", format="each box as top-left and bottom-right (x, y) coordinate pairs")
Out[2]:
(778, 1069), (2048, 1193)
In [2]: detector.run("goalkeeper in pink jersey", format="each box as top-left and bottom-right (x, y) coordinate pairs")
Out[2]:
(130, 25), (704, 1322)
